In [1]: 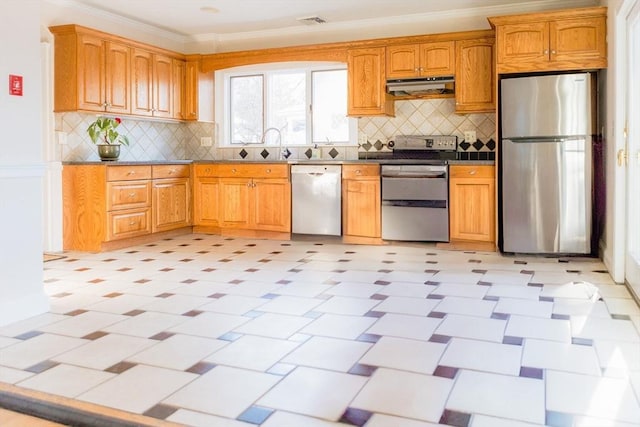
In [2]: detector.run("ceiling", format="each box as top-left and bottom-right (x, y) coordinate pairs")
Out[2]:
(67, 0), (597, 39)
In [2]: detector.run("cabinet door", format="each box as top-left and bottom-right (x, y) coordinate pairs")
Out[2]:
(455, 38), (495, 114)
(252, 179), (291, 232)
(386, 44), (420, 79)
(184, 60), (199, 120)
(420, 41), (455, 76)
(550, 16), (607, 64)
(343, 179), (381, 238)
(172, 59), (185, 120)
(107, 180), (151, 211)
(219, 178), (251, 228)
(450, 166), (495, 242)
(105, 41), (131, 114)
(107, 208), (152, 241)
(131, 48), (154, 116)
(77, 34), (105, 112)
(347, 47), (394, 116)
(496, 22), (549, 64)
(193, 177), (219, 226)
(152, 178), (190, 232)
(153, 54), (173, 119)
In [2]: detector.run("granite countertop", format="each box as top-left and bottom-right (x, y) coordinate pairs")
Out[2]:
(62, 160), (194, 165)
(63, 159), (495, 166)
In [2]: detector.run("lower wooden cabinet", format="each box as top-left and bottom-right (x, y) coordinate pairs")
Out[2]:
(63, 163), (191, 251)
(193, 163), (291, 236)
(449, 165), (495, 243)
(342, 164), (381, 243)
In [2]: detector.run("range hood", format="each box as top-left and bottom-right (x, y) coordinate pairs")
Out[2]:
(386, 76), (455, 96)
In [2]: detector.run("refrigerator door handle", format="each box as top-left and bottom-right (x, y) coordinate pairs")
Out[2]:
(505, 136), (586, 144)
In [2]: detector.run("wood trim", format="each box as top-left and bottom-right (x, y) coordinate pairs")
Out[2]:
(220, 228), (291, 240)
(488, 6), (607, 27)
(342, 235), (384, 245)
(200, 29), (495, 72)
(100, 226), (192, 251)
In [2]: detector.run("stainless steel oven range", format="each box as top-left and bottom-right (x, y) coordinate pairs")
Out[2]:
(380, 135), (457, 242)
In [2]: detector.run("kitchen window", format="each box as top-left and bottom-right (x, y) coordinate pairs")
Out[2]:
(215, 62), (356, 146)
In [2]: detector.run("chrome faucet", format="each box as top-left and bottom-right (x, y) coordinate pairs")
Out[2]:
(261, 127), (291, 160)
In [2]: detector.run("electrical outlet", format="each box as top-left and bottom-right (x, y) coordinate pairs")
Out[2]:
(464, 130), (476, 143)
(358, 133), (368, 145)
(200, 136), (212, 147)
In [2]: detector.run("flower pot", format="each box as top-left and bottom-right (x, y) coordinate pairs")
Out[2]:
(97, 144), (120, 161)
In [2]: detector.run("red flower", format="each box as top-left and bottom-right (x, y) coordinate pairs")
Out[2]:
(115, 118), (122, 124)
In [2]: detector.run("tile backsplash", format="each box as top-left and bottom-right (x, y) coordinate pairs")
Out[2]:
(57, 99), (495, 162)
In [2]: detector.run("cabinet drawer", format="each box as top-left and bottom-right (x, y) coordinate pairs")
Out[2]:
(194, 164), (219, 177)
(107, 165), (152, 181)
(450, 165), (495, 179)
(342, 164), (380, 179)
(217, 163), (289, 179)
(152, 164), (190, 179)
(107, 180), (151, 210)
(107, 208), (151, 240)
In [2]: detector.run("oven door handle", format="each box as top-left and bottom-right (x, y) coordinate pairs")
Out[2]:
(381, 173), (447, 179)
(382, 200), (447, 208)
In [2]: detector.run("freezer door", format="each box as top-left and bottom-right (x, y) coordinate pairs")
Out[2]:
(502, 137), (592, 254)
(501, 73), (592, 138)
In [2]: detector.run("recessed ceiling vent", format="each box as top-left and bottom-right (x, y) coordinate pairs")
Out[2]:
(297, 16), (327, 25)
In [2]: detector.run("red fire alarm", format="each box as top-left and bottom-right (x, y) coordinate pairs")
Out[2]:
(9, 75), (23, 96)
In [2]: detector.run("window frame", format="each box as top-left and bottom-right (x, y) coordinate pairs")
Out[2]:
(215, 61), (357, 147)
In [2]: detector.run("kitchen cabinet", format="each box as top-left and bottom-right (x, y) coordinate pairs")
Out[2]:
(50, 27), (131, 114)
(193, 164), (220, 229)
(342, 164), (381, 244)
(217, 164), (291, 235)
(449, 165), (495, 244)
(132, 49), (174, 118)
(386, 42), (455, 79)
(488, 7), (607, 73)
(152, 165), (191, 232)
(184, 56), (215, 122)
(347, 47), (394, 117)
(50, 25), (188, 120)
(62, 163), (191, 252)
(455, 37), (495, 113)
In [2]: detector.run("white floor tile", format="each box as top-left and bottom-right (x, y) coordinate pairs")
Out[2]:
(85, 294), (157, 314)
(199, 295), (269, 315)
(205, 335), (299, 371)
(447, 370), (545, 424)
(433, 296), (496, 317)
(52, 333), (156, 370)
(505, 315), (571, 343)
(0, 333), (87, 369)
(435, 314), (506, 342)
(486, 284), (541, 300)
(373, 296), (440, 316)
(364, 414), (440, 427)
(0, 366), (34, 384)
(440, 338), (522, 375)
(603, 298), (640, 316)
(377, 282), (436, 298)
(546, 370), (640, 424)
(167, 409), (254, 427)
(430, 271), (483, 284)
(168, 312), (250, 339)
(358, 336), (446, 374)
(314, 296), (381, 316)
(39, 311), (128, 338)
(571, 317), (640, 342)
(273, 283), (333, 298)
(302, 313), (378, 340)
(102, 311), (188, 337)
(351, 368), (452, 422)
(257, 296), (323, 316)
(234, 313), (314, 339)
(324, 282), (385, 298)
(140, 294), (211, 314)
(79, 364), (197, 414)
(552, 299), (611, 318)
(481, 270), (532, 286)
(127, 334), (227, 370)
(366, 313), (442, 341)
(223, 281), (281, 297)
(258, 366), (367, 420)
(282, 336), (371, 371)
(493, 298), (553, 318)
(522, 338), (601, 375)
(431, 283), (488, 299)
(262, 411), (352, 427)
(165, 365), (281, 418)
(471, 415), (544, 427)
(17, 364), (114, 398)
(594, 340), (640, 373)
(0, 313), (68, 337)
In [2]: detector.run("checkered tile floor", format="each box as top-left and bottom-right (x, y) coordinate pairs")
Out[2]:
(2, 234), (640, 426)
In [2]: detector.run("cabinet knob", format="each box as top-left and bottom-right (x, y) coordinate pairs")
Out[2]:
(469, 170), (477, 175)
(266, 168), (271, 173)
(231, 168), (237, 173)
(127, 170), (136, 175)
(355, 169), (362, 175)
(551, 50), (556, 54)
(129, 221), (137, 226)
(128, 192), (136, 198)
(544, 49), (549, 54)
(169, 169), (176, 174)
(205, 168), (211, 174)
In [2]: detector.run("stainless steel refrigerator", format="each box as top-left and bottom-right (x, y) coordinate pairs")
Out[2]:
(500, 72), (594, 254)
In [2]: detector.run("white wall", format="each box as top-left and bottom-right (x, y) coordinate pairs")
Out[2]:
(0, 0), (49, 326)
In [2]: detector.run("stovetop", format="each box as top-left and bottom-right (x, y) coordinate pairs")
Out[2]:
(360, 135), (458, 163)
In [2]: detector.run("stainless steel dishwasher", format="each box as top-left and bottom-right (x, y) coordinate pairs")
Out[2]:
(291, 164), (342, 236)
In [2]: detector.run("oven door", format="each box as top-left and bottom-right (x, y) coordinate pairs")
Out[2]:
(381, 165), (449, 242)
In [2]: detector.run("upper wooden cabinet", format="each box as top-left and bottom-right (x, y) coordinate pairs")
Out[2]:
(52, 29), (132, 114)
(386, 42), (455, 79)
(50, 25), (186, 120)
(488, 7), (607, 73)
(455, 37), (495, 114)
(347, 47), (394, 117)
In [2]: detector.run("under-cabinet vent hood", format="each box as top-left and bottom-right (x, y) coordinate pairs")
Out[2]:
(386, 76), (454, 96)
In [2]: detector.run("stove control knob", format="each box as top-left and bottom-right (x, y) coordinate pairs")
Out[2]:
(387, 140), (395, 148)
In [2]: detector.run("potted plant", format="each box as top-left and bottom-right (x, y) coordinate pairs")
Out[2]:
(87, 116), (130, 161)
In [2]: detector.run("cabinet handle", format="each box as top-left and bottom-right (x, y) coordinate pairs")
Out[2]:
(127, 171), (136, 175)
(169, 169), (176, 174)
(129, 221), (137, 226)
(231, 168), (237, 173)
(128, 192), (136, 198)
(469, 170), (477, 175)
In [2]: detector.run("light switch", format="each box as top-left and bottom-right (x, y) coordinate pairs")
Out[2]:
(464, 130), (476, 143)
(200, 136), (212, 147)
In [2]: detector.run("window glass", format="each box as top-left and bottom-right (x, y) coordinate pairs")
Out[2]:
(268, 72), (306, 145)
(230, 75), (263, 144)
(312, 69), (348, 143)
